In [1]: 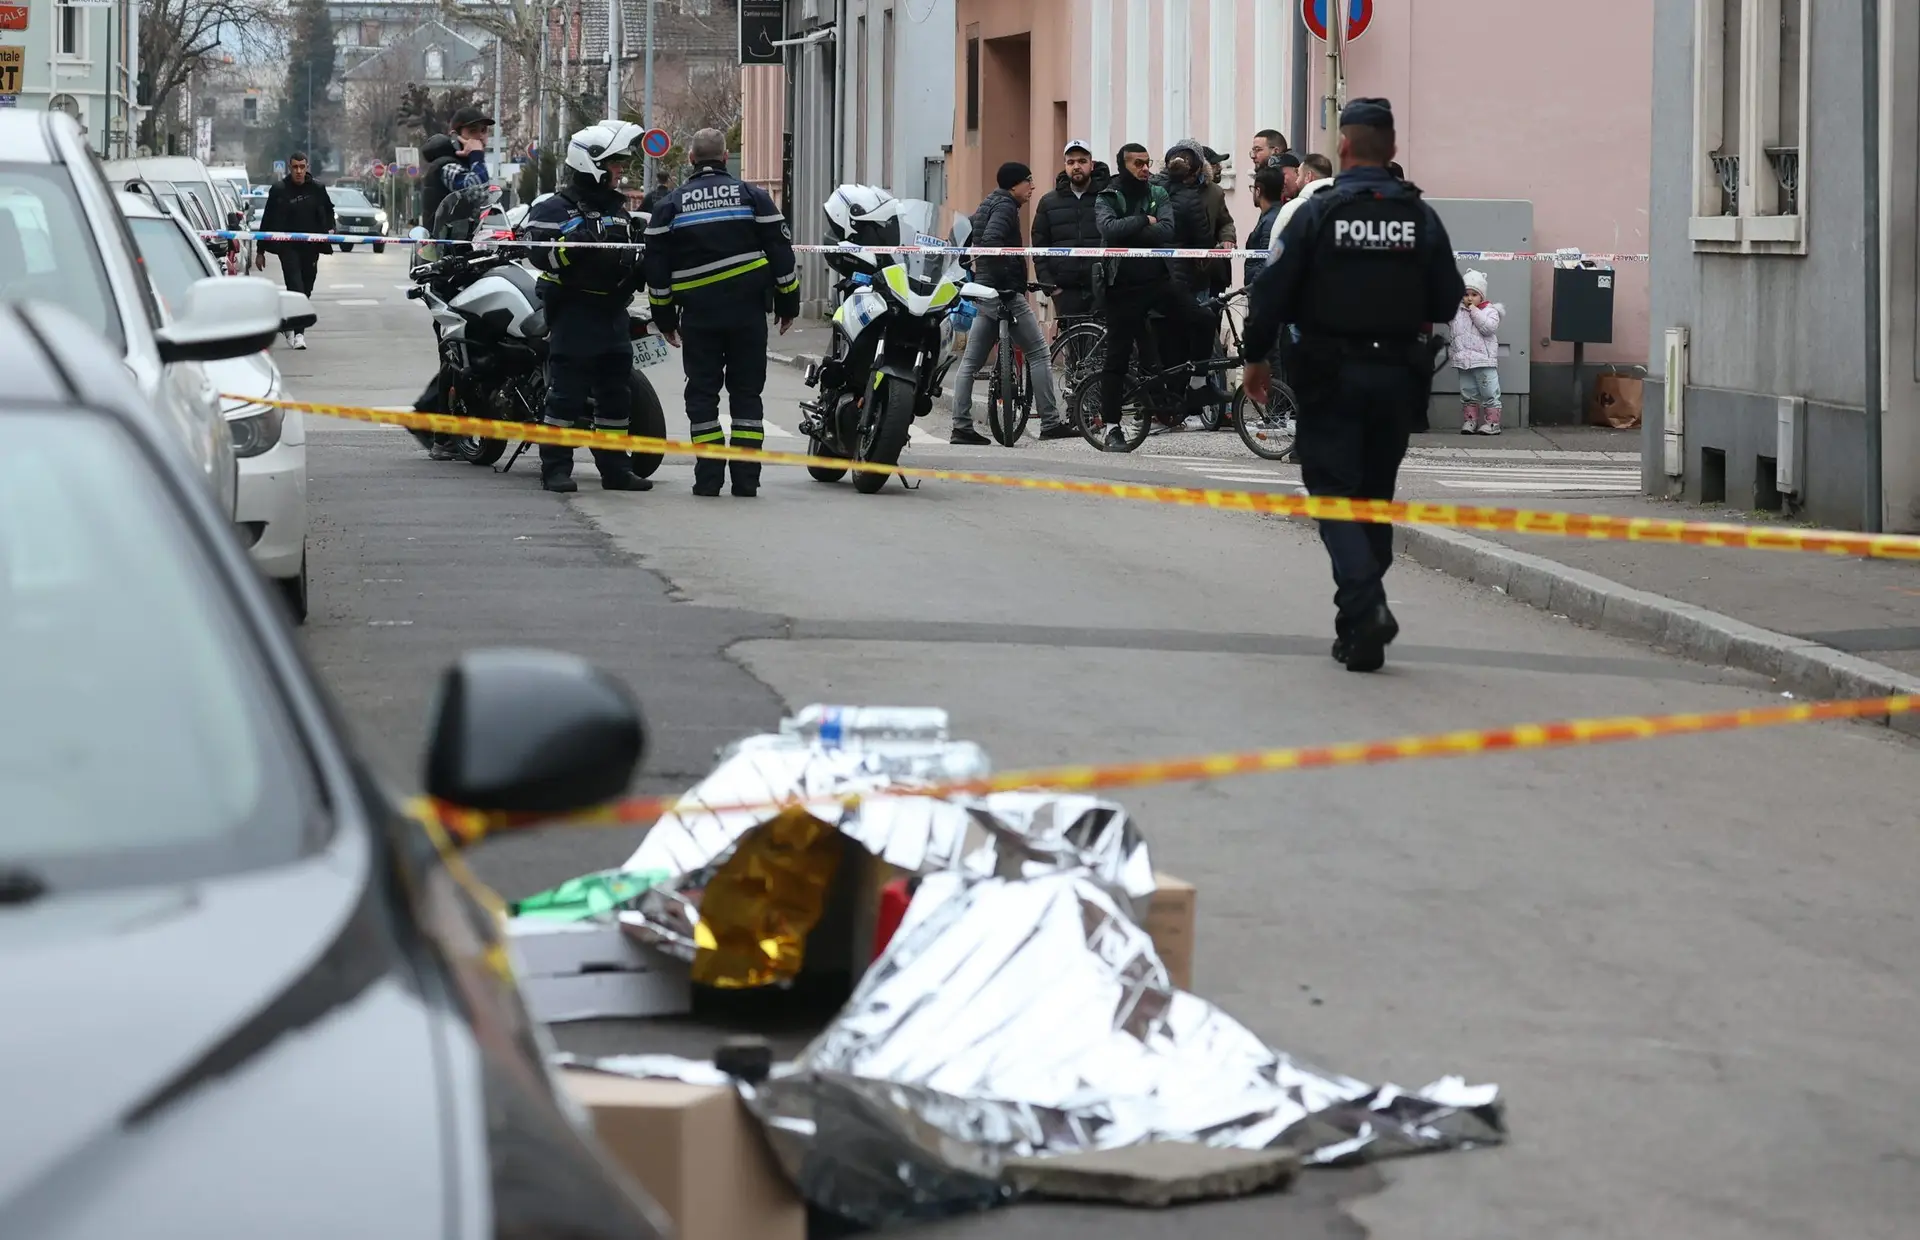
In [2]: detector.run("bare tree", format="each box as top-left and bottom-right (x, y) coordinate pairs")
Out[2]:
(138, 0), (276, 153)
(659, 68), (742, 138)
(348, 76), (408, 165)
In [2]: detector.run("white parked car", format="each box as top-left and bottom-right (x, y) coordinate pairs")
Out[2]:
(0, 110), (306, 531)
(120, 191), (311, 621)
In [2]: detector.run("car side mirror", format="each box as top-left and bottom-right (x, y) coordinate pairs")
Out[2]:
(423, 649), (645, 820)
(154, 276), (282, 364)
(278, 289), (316, 333)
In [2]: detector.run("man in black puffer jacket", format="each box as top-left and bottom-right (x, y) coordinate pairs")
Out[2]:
(948, 163), (1068, 443)
(1031, 141), (1109, 320)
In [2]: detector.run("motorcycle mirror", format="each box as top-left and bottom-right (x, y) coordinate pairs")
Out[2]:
(409, 225), (430, 241)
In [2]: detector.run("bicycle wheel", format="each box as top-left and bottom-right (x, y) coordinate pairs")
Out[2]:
(1073, 375), (1152, 453)
(987, 326), (1017, 445)
(1232, 379), (1299, 461)
(1049, 322), (1106, 407)
(1010, 340), (1033, 442)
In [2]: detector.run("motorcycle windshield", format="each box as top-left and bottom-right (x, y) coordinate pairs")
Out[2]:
(888, 199), (964, 288)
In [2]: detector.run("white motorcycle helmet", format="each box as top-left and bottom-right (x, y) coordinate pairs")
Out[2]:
(565, 121), (645, 183)
(823, 184), (907, 277)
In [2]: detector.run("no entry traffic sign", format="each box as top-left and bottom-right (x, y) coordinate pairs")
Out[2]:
(1303, 0), (1372, 43)
(372, 161), (388, 179)
(641, 127), (671, 160)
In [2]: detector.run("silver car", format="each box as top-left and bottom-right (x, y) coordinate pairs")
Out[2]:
(0, 299), (671, 1240)
(0, 110), (307, 515)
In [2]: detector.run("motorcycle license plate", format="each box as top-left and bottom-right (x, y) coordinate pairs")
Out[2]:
(631, 336), (671, 369)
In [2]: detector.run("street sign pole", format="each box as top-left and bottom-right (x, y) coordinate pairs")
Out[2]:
(1863, 0), (1884, 531)
(643, 0), (656, 185)
(1319, 1), (1346, 162)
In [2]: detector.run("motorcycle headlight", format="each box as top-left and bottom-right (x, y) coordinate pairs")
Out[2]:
(226, 403), (285, 458)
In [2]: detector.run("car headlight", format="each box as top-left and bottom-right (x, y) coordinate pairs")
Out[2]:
(226, 403), (285, 458)
(375, 211), (389, 227)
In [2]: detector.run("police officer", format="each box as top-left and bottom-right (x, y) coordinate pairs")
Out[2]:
(642, 127), (799, 497)
(1242, 98), (1465, 673)
(523, 121), (654, 494)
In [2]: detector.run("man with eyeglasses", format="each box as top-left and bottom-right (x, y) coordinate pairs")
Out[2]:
(1091, 143), (1184, 450)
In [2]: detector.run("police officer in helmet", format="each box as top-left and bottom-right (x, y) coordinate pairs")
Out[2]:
(524, 121), (654, 494)
(1242, 98), (1465, 673)
(642, 127), (799, 497)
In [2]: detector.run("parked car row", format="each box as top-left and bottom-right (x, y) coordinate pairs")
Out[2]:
(0, 110), (313, 618)
(0, 297), (674, 1239)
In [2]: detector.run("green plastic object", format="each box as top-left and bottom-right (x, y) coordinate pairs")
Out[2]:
(509, 870), (670, 921)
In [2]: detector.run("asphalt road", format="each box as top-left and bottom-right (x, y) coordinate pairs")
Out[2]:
(285, 250), (1920, 1240)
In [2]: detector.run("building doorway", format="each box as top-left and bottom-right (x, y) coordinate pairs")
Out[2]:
(980, 34), (1031, 204)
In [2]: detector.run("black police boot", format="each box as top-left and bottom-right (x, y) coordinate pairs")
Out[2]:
(1342, 604), (1401, 674)
(592, 449), (653, 492)
(691, 453), (725, 495)
(539, 447), (577, 494)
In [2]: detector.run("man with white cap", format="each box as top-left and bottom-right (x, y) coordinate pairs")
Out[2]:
(1031, 139), (1110, 327)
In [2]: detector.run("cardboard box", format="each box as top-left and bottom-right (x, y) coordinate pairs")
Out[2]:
(562, 1069), (806, 1240)
(1147, 873), (1197, 992)
(508, 919), (692, 1022)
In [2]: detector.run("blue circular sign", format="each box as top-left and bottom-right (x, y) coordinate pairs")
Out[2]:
(641, 128), (671, 159)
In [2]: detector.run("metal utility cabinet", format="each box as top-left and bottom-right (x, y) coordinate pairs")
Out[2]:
(1425, 198), (1534, 428)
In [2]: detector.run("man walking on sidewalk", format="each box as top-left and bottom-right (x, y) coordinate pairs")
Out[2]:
(256, 152), (334, 349)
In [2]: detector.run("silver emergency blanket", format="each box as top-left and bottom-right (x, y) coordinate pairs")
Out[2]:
(616, 723), (1158, 962)
(592, 871), (1504, 1227)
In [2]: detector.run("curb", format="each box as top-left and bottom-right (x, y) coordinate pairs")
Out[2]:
(1395, 524), (1920, 737)
(778, 341), (1917, 733)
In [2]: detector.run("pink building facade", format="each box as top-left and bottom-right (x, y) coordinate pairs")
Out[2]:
(947, 0), (1654, 416)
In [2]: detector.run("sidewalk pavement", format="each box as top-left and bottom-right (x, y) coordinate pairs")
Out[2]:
(768, 320), (1920, 721)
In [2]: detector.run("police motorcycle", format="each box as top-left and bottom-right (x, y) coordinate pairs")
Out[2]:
(404, 193), (669, 477)
(801, 187), (977, 494)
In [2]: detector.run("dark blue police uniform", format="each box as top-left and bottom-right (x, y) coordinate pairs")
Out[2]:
(524, 177), (651, 493)
(641, 161), (800, 496)
(1244, 99), (1465, 672)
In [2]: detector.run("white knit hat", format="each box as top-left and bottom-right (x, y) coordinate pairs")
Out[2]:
(1463, 269), (1489, 295)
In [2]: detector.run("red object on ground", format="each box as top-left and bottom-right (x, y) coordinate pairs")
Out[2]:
(872, 879), (912, 961)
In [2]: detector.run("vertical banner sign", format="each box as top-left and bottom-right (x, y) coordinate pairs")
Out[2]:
(739, 0), (784, 65)
(0, 46), (21, 95)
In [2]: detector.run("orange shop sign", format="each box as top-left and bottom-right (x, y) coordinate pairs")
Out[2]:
(0, 7), (26, 31)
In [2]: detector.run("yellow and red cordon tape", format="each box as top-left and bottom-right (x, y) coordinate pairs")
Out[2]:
(243, 394), (1920, 563)
(420, 694), (1918, 847)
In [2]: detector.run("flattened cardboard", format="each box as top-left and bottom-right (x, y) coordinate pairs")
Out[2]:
(1148, 873), (1196, 992)
(562, 1069), (805, 1240)
(517, 970), (691, 1023)
(508, 919), (692, 1022)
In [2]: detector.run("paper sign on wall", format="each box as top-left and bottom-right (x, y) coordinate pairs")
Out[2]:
(0, 48), (22, 95)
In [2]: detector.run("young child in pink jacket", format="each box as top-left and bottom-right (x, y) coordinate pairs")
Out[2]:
(1450, 270), (1505, 434)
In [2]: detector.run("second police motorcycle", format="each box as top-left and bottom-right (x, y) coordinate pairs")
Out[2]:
(802, 187), (988, 493)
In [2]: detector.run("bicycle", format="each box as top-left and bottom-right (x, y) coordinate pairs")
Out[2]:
(1072, 288), (1250, 453)
(1048, 311), (1107, 410)
(970, 283), (1053, 447)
